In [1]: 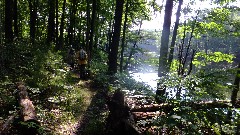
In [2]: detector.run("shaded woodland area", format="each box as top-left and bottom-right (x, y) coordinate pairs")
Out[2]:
(0, 0), (240, 134)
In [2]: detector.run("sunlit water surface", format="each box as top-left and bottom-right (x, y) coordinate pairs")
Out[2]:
(130, 72), (159, 91)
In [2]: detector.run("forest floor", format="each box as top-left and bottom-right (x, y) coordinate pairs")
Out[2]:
(0, 71), (110, 135)
(46, 72), (109, 135)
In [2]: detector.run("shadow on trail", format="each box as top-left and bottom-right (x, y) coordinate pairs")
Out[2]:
(75, 84), (109, 135)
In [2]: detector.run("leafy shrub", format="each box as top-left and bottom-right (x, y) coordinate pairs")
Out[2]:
(155, 68), (239, 134)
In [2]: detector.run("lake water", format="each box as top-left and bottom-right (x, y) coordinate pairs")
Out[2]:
(130, 71), (187, 99)
(130, 72), (159, 91)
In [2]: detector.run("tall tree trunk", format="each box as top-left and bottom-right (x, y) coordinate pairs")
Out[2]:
(28, 0), (37, 41)
(5, 0), (14, 44)
(106, 2), (116, 53)
(55, 0), (58, 49)
(158, 0), (173, 77)
(167, 0), (183, 71)
(0, 1), (4, 73)
(231, 63), (240, 106)
(0, 5), (2, 45)
(68, 0), (77, 48)
(93, 14), (99, 48)
(89, 0), (97, 64)
(120, 0), (129, 73)
(107, 16), (113, 54)
(47, 0), (55, 44)
(58, 0), (66, 50)
(13, 0), (18, 38)
(86, 0), (91, 50)
(78, 13), (83, 45)
(34, 0), (39, 39)
(108, 0), (124, 74)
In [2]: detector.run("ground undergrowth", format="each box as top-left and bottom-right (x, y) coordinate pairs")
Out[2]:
(0, 71), (110, 135)
(39, 73), (109, 135)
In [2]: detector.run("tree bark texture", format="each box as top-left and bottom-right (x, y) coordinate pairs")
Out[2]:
(108, 0), (124, 74)
(28, 0), (37, 41)
(89, 0), (97, 64)
(85, 0), (91, 50)
(68, 0), (77, 47)
(55, 0), (59, 48)
(5, 0), (14, 43)
(13, 0), (18, 38)
(158, 0), (173, 77)
(167, 0), (183, 71)
(58, 0), (66, 50)
(47, 0), (55, 43)
(120, 0), (129, 73)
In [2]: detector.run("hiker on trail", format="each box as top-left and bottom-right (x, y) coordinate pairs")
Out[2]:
(75, 47), (88, 79)
(67, 45), (75, 69)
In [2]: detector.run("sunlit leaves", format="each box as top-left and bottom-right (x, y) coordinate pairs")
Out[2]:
(207, 8), (231, 20)
(170, 59), (179, 72)
(213, 0), (238, 5)
(193, 51), (235, 67)
(148, 0), (163, 13)
(201, 7), (240, 36)
(179, 7), (239, 38)
(128, 0), (152, 24)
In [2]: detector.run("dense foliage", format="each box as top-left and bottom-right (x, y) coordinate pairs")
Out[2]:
(0, 0), (240, 134)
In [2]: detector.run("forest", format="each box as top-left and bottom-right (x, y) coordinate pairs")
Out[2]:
(0, 0), (240, 134)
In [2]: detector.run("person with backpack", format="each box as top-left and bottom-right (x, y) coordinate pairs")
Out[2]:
(75, 47), (88, 79)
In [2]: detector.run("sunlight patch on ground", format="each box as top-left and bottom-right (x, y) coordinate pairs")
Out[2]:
(48, 81), (96, 135)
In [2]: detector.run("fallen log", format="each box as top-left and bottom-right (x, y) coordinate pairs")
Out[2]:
(0, 113), (18, 134)
(130, 100), (240, 112)
(132, 111), (165, 120)
(15, 82), (40, 135)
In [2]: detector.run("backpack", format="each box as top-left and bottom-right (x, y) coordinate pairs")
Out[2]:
(79, 49), (87, 60)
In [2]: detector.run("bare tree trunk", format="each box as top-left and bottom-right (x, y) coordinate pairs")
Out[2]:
(177, 21), (186, 75)
(35, 0), (39, 39)
(120, 0), (129, 73)
(67, 0), (77, 47)
(158, 0), (173, 77)
(107, 16), (113, 54)
(28, 0), (37, 41)
(47, 0), (55, 43)
(0, 3), (3, 45)
(89, 0), (97, 65)
(86, 0), (90, 49)
(108, 0), (124, 74)
(58, 0), (66, 50)
(13, 0), (18, 38)
(55, 0), (58, 48)
(167, 0), (183, 71)
(106, 2), (116, 54)
(5, 0), (14, 43)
